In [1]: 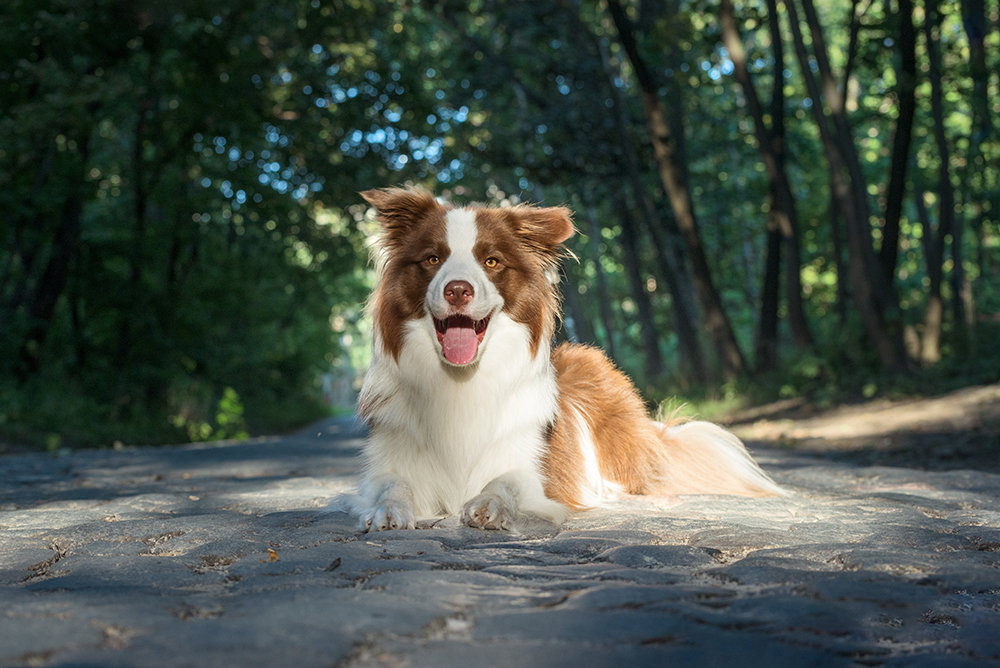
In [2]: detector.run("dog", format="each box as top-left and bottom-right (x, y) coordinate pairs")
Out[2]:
(345, 187), (783, 532)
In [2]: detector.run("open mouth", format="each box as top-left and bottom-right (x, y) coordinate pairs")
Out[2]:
(433, 315), (491, 365)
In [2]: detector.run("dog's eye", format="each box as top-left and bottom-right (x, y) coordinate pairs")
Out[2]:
(484, 258), (498, 268)
(427, 255), (440, 266)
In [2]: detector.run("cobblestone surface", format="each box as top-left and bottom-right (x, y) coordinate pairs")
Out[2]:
(2, 417), (999, 667)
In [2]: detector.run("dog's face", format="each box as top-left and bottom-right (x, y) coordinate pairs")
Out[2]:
(362, 188), (575, 366)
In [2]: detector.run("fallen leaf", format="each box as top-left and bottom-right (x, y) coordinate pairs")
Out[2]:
(265, 548), (279, 562)
(325, 557), (341, 572)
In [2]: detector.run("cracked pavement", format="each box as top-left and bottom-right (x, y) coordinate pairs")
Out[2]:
(2, 416), (1000, 667)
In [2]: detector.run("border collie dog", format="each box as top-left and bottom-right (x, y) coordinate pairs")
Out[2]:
(348, 187), (783, 532)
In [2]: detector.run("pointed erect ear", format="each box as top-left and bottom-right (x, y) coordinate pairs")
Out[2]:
(512, 205), (576, 251)
(360, 187), (442, 234)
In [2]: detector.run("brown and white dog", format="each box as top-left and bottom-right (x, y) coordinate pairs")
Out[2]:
(345, 187), (783, 532)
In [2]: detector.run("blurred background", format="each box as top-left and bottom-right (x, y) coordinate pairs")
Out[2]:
(1, 0), (997, 450)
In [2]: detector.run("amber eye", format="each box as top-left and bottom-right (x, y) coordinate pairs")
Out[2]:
(427, 255), (440, 266)
(484, 257), (498, 268)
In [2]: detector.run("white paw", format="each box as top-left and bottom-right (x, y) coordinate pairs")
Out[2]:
(461, 494), (513, 530)
(361, 501), (415, 532)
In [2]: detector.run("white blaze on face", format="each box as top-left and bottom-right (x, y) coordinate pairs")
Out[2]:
(445, 207), (479, 263)
(426, 208), (503, 366)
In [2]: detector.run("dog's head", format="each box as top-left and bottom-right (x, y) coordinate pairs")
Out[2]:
(362, 187), (575, 366)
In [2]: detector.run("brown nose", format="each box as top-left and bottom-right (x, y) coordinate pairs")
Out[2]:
(444, 280), (474, 307)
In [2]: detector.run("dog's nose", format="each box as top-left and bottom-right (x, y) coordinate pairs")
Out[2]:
(444, 280), (474, 307)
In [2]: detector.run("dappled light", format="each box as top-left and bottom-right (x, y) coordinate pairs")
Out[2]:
(1, 0), (998, 451)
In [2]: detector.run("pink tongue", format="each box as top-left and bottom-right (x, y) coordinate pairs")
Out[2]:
(441, 324), (479, 365)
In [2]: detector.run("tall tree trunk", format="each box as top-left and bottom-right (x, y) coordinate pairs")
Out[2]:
(801, 0), (900, 316)
(915, 190), (944, 364)
(765, 0), (812, 352)
(584, 205), (619, 361)
(607, 0), (747, 380)
(588, 22), (706, 383)
(118, 94), (153, 366)
(960, 0), (991, 334)
(924, 0), (963, 352)
(756, 209), (783, 372)
(880, 0), (917, 280)
(719, 0), (813, 370)
(17, 179), (87, 376)
(829, 170), (849, 321)
(614, 192), (664, 381)
(787, 0), (907, 372)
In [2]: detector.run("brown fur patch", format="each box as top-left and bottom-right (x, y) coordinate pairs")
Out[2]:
(546, 343), (782, 501)
(543, 343), (664, 506)
(472, 205), (574, 356)
(362, 188), (451, 361)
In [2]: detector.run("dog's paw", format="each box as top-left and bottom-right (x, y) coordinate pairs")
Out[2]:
(361, 502), (415, 532)
(461, 494), (513, 530)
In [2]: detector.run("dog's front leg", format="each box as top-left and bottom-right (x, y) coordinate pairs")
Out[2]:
(360, 474), (416, 532)
(462, 470), (567, 530)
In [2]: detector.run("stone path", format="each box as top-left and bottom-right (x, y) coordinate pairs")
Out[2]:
(2, 417), (999, 667)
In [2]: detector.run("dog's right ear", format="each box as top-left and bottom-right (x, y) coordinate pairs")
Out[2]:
(361, 187), (441, 234)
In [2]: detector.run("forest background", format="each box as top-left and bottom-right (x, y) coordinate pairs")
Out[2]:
(1, 0), (998, 449)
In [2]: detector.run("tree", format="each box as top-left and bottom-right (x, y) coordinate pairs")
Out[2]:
(786, 0), (908, 372)
(920, 0), (956, 363)
(879, 0), (917, 282)
(607, 0), (747, 381)
(588, 19), (704, 383)
(718, 0), (813, 372)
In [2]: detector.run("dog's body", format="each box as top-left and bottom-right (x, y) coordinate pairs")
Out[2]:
(349, 188), (783, 532)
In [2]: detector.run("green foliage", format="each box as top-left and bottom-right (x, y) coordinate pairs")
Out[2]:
(0, 0), (429, 447)
(2, 0), (998, 449)
(170, 386), (249, 442)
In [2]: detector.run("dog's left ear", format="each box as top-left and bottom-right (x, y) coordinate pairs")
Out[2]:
(513, 206), (576, 251)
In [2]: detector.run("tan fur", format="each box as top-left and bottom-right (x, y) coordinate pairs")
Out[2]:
(544, 343), (782, 505)
(544, 344), (666, 506)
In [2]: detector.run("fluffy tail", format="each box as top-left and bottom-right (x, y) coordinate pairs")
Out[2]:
(646, 419), (786, 497)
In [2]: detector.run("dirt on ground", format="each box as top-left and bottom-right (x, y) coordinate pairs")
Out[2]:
(727, 382), (1000, 473)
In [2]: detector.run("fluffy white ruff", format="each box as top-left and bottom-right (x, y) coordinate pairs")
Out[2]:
(349, 313), (568, 529)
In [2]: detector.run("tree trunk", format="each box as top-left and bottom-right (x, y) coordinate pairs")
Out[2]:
(118, 94), (153, 366)
(765, 0), (811, 352)
(588, 23), (706, 383)
(787, 0), (907, 372)
(719, 0), (813, 369)
(614, 192), (664, 381)
(829, 169), (848, 321)
(880, 0), (917, 280)
(17, 189), (86, 376)
(915, 190), (943, 364)
(924, 0), (964, 348)
(584, 205), (619, 361)
(959, 0), (991, 336)
(756, 210), (783, 372)
(607, 0), (747, 380)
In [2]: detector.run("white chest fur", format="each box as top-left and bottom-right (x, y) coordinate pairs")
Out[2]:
(359, 314), (557, 516)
